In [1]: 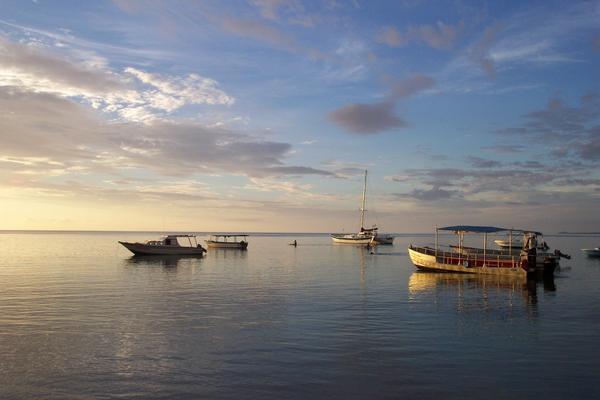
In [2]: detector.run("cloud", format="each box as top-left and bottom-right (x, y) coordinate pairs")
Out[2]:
(376, 26), (407, 47)
(466, 156), (502, 168)
(328, 101), (405, 134)
(124, 67), (234, 109)
(391, 74), (435, 99)
(250, 0), (317, 26)
(0, 36), (233, 123)
(456, 3), (598, 81)
(377, 21), (463, 50)
(0, 36), (123, 94)
(388, 158), (600, 209)
(0, 88), (331, 180)
(481, 144), (525, 154)
(218, 16), (324, 58)
(467, 24), (503, 79)
(493, 93), (600, 162)
(329, 74), (434, 134)
(396, 186), (460, 201)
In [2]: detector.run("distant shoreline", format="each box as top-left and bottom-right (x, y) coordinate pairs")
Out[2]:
(1, 230), (599, 236)
(0, 229), (432, 235)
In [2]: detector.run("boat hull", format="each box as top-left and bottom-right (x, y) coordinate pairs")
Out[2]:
(119, 241), (206, 256)
(373, 235), (394, 245)
(582, 249), (600, 257)
(205, 240), (248, 249)
(408, 247), (527, 276)
(331, 234), (373, 245)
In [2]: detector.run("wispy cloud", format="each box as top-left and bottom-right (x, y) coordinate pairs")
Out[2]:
(377, 21), (463, 50)
(0, 36), (233, 123)
(494, 92), (600, 162)
(0, 88), (332, 180)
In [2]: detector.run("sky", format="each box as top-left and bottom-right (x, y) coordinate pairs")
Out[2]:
(0, 0), (598, 233)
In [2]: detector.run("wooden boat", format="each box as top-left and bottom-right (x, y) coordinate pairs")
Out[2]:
(581, 247), (600, 257)
(330, 170), (393, 245)
(205, 234), (249, 249)
(119, 234), (207, 256)
(408, 226), (563, 276)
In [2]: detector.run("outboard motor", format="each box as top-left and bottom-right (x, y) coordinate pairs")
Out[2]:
(522, 233), (537, 274)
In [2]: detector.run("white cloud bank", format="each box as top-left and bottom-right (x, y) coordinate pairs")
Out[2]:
(0, 36), (234, 123)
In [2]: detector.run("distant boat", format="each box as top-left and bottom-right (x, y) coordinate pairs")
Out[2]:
(581, 247), (600, 257)
(119, 234), (207, 256)
(494, 238), (523, 249)
(330, 170), (394, 245)
(494, 237), (549, 250)
(205, 234), (249, 249)
(373, 234), (395, 245)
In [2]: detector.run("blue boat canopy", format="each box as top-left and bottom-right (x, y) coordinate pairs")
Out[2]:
(439, 225), (507, 233)
(438, 225), (542, 234)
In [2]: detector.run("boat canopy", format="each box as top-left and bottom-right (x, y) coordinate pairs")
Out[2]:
(165, 234), (197, 238)
(210, 234), (248, 238)
(438, 225), (542, 234)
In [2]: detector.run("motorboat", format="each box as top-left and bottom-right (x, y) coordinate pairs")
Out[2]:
(494, 237), (549, 250)
(119, 234), (207, 256)
(205, 234), (249, 249)
(373, 234), (395, 245)
(581, 247), (600, 257)
(494, 238), (523, 249)
(330, 170), (393, 245)
(408, 225), (566, 276)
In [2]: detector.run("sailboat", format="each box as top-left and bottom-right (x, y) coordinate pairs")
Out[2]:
(330, 170), (394, 245)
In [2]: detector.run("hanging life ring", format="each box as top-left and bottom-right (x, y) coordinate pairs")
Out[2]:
(463, 260), (469, 267)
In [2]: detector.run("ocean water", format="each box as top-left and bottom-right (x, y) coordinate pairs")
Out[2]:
(1, 232), (599, 399)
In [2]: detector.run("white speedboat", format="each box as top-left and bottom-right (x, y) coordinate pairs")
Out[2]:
(205, 234), (249, 249)
(581, 247), (600, 257)
(494, 238), (523, 249)
(119, 234), (207, 256)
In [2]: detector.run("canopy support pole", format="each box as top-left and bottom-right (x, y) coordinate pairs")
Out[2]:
(435, 226), (438, 257)
(483, 233), (487, 267)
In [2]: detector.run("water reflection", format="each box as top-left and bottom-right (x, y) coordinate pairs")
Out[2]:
(209, 248), (249, 260)
(408, 271), (556, 313)
(125, 254), (203, 268)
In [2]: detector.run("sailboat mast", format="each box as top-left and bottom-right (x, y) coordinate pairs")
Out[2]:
(360, 169), (367, 230)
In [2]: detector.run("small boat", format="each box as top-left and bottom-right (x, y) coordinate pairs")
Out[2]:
(330, 170), (393, 245)
(205, 234), (249, 249)
(494, 238), (523, 249)
(581, 247), (600, 257)
(119, 234), (207, 256)
(494, 237), (549, 250)
(408, 225), (564, 276)
(373, 234), (395, 245)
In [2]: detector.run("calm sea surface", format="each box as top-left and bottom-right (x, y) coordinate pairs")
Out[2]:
(1, 232), (599, 399)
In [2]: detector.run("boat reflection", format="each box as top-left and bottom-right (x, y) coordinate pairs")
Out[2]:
(408, 271), (556, 310)
(209, 248), (249, 260)
(125, 254), (203, 269)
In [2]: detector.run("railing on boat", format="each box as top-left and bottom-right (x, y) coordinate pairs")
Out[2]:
(410, 245), (521, 270)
